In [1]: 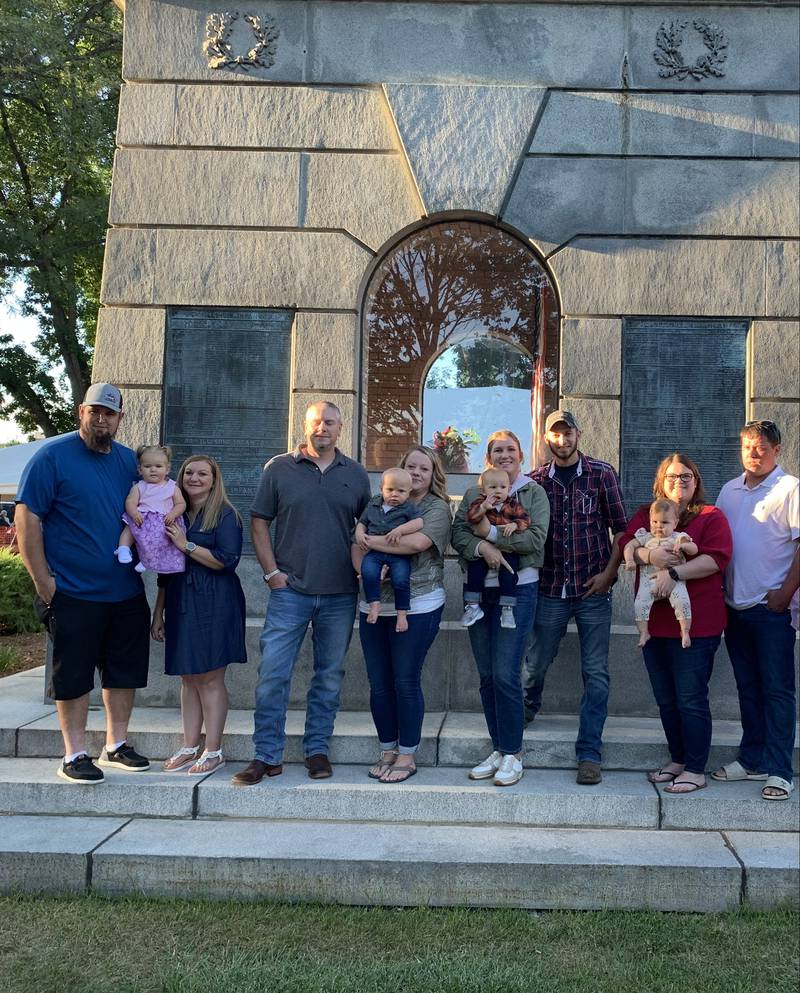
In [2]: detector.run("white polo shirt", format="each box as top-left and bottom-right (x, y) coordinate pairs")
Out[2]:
(716, 465), (800, 610)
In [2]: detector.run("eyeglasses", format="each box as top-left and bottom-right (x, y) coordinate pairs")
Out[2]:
(743, 420), (781, 444)
(664, 473), (694, 484)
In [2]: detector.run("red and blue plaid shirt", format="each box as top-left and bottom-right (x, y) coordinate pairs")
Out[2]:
(529, 454), (628, 598)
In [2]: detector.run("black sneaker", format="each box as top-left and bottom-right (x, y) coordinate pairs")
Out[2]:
(57, 754), (105, 785)
(97, 742), (150, 771)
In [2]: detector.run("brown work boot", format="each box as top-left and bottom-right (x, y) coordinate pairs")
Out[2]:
(305, 753), (333, 779)
(576, 760), (602, 785)
(231, 759), (283, 786)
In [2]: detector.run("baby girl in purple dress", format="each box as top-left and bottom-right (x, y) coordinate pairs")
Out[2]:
(114, 444), (187, 574)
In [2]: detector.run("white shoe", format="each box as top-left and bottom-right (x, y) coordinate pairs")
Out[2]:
(469, 750), (502, 780)
(461, 604), (484, 627)
(134, 562), (147, 573)
(115, 546), (133, 564)
(494, 753), (523, 787)
(500, 606), (516, 629)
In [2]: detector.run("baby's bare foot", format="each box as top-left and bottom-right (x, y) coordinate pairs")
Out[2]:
(367, 602), (381, 624)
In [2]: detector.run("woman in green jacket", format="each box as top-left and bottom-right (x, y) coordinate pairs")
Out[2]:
(451, 430), (550, 787)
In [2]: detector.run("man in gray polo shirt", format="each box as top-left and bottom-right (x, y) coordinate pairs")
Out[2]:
(233, 400), (370, 785)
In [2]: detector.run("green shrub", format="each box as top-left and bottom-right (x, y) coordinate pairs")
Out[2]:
(0, 645), (20, 674)
(0, 549), (42, 634)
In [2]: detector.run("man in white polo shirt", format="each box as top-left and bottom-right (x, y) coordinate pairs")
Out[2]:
(714, 420), (799, 800)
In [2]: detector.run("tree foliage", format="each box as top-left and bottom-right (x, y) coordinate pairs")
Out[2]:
(0, 0), (122, 436)
(365, 223), (552, 448)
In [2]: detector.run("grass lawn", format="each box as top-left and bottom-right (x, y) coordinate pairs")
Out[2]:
(0, 896), (797, 993)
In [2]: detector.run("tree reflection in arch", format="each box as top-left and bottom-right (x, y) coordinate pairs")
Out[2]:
(363, 221), (559, 472)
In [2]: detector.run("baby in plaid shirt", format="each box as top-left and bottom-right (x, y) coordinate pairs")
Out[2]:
(462, 468), (530, 630)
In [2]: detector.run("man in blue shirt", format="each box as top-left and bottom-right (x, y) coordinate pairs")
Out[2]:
(16, 384), (151, 784)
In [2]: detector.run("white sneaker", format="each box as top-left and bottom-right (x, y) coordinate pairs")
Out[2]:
(494, 753), (523, 787)
(461, 604), (484, 627)
(500, 606), (516, 629)
(115, 546), (133, 564)
(469, 750), (503, 780)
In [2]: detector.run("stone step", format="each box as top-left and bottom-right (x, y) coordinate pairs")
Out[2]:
(2, 757), (797, 834)
(1, 813), (797, 911)
(10, 697), (800, 773)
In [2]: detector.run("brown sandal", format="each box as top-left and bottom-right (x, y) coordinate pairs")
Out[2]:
(368, 749), (398, 780)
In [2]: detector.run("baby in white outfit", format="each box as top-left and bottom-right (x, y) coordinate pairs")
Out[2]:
(624, 498), (698, 648)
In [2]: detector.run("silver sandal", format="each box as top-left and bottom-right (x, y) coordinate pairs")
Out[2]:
(163, 745), (200, 773)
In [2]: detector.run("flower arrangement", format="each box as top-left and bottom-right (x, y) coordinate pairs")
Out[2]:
(430, 425), (480, 471)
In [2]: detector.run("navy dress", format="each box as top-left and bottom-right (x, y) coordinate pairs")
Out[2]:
(158, 506), (247, 676)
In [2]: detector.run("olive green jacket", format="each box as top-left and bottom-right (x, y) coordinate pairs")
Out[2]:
(450, 477), (550, 572)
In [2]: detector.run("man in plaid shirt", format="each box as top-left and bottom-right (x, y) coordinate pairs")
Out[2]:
(523, 410), (627, 785)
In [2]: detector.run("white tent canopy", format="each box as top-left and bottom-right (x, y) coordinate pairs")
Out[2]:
(0, 436), (66, 499)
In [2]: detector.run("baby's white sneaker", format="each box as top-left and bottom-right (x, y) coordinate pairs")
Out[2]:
(115, 547), (133, 564)
(500, 606), (517, 629)
(461, 604), (484, 627)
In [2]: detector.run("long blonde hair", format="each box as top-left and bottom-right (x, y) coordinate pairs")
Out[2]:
(176, 454), (241, 531)
(400, 444), (452, 516)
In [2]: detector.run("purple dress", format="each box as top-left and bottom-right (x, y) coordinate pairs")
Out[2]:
(123, 479), (185, 574)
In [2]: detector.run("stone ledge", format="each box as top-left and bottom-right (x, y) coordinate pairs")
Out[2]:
(90, 818), (743, 910)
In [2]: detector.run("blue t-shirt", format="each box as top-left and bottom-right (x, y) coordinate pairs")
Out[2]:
(16, 432), (143, 602)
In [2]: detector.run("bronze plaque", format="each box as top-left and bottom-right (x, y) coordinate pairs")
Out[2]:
(622, 319), (747, 514)
(163, 307), (293, 546)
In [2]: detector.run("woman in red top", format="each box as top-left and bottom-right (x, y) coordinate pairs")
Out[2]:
(621, 453), (732, 794)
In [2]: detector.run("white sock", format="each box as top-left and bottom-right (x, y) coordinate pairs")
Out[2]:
(106, 740), (126, 754)
(115, 546), (133, 563)
(64, 751), (88, 764)
(134, 562), (146, 573)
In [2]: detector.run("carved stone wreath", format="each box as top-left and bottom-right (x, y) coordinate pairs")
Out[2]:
(653, 19), (728, 80)
(203, 11), (279, 71)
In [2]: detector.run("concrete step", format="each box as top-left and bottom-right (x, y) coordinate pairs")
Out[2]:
(5, 670), (798, 772)
(1, 813), (797, 911)
(11, 703), (800, 774)
(2, 758), (797, 834)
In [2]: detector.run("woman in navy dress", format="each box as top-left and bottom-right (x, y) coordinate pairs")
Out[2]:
(150, 454), (246, 774)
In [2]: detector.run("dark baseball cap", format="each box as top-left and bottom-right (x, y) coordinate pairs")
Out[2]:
(83, 383), (123, 412)
(545, 409), (579, 432)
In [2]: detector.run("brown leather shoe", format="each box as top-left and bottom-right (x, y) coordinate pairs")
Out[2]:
(576, 760), (602, 786)
(231, 759), (282, 786)
(305, 753), (332, 779)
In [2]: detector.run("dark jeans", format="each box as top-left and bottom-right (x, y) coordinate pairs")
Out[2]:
(361, 550), (412, 612)
(467, 583), (538, 755)
(642, 635), (720, 774)
(465, 552), (520, 607)
(359, 605), (443, 754)
(726, 604), (797, 783)
(523, 593), (612, 763)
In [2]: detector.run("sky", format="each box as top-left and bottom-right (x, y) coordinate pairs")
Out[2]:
(0, 281), (49, 444)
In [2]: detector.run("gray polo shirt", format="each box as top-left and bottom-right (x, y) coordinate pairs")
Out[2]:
(251, 447), (371, 595)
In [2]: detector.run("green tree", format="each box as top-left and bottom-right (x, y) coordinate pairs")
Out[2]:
(0, 0), (121, 436)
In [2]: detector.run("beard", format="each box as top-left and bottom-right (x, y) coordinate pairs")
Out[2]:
(81, 427), (113, 453)
(546, 439), (578, 462)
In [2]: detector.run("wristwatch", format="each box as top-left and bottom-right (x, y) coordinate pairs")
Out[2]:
(185, 542), (197, 555)
(263, 568), (281, 584)
(667, 567), (680, 582)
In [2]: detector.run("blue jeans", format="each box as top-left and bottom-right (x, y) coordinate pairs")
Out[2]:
(726, 604), (797, 783)
(642, 635), (720, 774)
(253, 587), (356, 765)
(467, 583), (538, 754)
(465, 553), (520, 607)
(523, 593), (612, 763)
(361, 551), (411, 612)
(359, 605), (443, 753)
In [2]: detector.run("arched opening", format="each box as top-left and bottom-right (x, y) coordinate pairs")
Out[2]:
(362, 220), (559, 472)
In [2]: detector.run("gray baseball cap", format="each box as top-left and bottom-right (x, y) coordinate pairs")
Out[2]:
(544, 409), (579, 432)
(83, 383), (123, 412)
